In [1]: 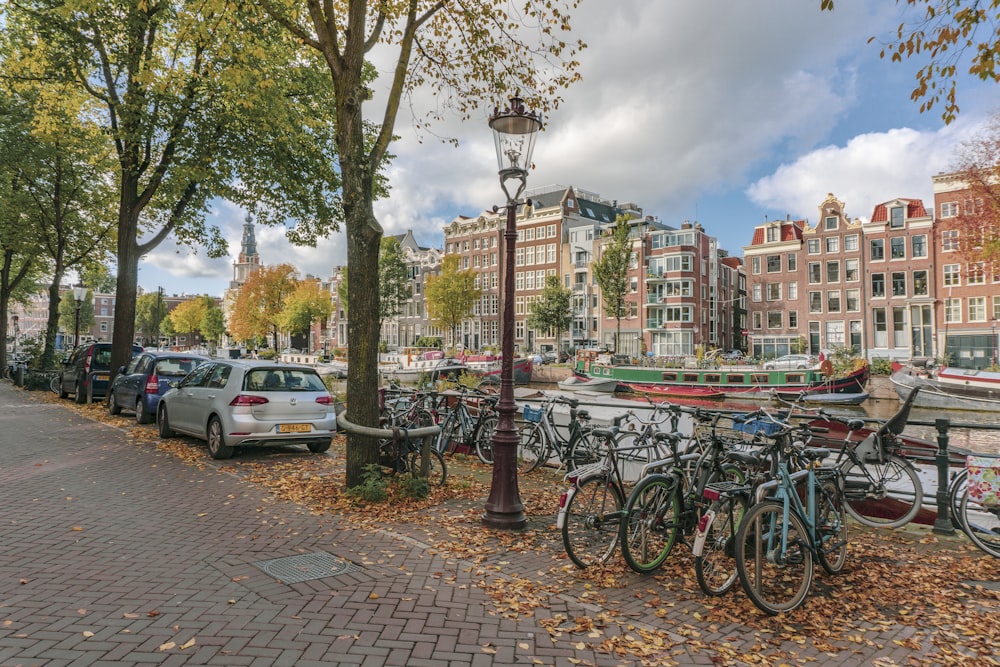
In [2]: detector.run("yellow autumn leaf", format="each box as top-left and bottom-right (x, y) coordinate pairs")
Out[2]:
(159, 641), (175, 651)
(180, 638), (196, 650)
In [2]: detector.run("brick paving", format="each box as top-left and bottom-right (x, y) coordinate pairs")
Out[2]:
(0, 381), (995, 666)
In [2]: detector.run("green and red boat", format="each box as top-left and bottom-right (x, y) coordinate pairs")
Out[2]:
(575, 355), (869, 401)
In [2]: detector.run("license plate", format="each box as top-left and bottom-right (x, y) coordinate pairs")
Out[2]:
(95, 374), (109, 382)
(277, 423), (311, 433)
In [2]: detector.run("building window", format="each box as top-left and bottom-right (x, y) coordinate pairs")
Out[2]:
(993, 295), (1000, 321)
(844, 234), (859, 252)
(751, 256), (761, 274)
(845, 258), (859, 282)
(943, 264), (961, 287)
(871, 273), (886, 297)
(968, 297), (986, 322)
(767, 312), (782, 328)
(942, 229), (960, 251)
(913, 270), (928, 296)
(786, 253), (797, 271)
(788, 311), (798, 328)
(873, 307), (887, 347)
(826, 237), (840, 253)
(968, 262), (986, 285)
(912, 234), (927, 258)
(808, 262), (822, 284)
(807, 239), (821, 254)
(870, 239), (884, 261)
(547, 224), (556, 238)
(766, 225), (780, 242)
(890, 237), (906, 259)
(752, 284), (762, 302)
(826, 261), (840, 283)
(827, 291), (841, 313)
(944, 298), (961, 323)
(766, 283), (781, 301)
(824, 216), (838, 230)
(753, 312), (763, 329)
(788, 282), (798, 300)
(515, 247), (524, 266)
(940, 201), (959, 218)
(891, 272), (906, 297)
(766, 255), (781, 272)
(890, 206), (905, 228)
(809, 291), (822, 313)
(846, 289), (860, 312)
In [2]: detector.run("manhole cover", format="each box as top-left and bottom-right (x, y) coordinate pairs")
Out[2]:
(253, 552), (360, 584)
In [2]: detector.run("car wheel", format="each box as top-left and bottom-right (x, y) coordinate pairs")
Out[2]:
(308, 440), (332, 453)
(158, 405), (176, 438)
(108, 391), (122, 415)
(207, 416), (234, 459)
(136, 398), (153, 425)
(75, 380), (87, 404)
(796, 364), (806, 369)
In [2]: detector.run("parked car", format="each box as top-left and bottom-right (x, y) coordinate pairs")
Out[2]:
(721, 349), (745, 361)
(157, 360), (337, 459)
(59, 342), (144, 404)
(107, 351), (210, 424)
(762, 353), (817, 370)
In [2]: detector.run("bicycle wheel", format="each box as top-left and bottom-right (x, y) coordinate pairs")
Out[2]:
(816, 479), (848, 575)
(561, 475), (625, 569)
(517, 423), (548, 473)
(957, 485), (1000, 558)
(567, 429), (601, 472)
(947, 468), (970, 531)
(49, 374), (61, 393)
(474, 415), (498, 464)
(735, 499), (814, 615)
(840, 453), (923, 528)
(620, 474), (681, 574)
(435, 413), (460, 454)
(408, 449), (447, 486)
(695, 492), (746, 596)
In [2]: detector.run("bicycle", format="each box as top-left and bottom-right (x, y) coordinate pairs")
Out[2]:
(618, 415), (746, 574)
(557, 414), (671, 568)
(516, 395), (601, 474)
(378, 426), (447, 486)
(948, 455), (1000, 558)
(733, 411), (848, 615)
(780, 387), (924, 529)
(434, 387), (498, 463)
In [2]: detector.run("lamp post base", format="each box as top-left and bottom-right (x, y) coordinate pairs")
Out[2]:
(482, 390), (526, 530)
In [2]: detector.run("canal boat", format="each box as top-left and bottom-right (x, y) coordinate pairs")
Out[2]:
(462, 354), (533, 385)
(557, 374), (619, 393)
(575, 353), (869, 400)
(620, 382), (725, 399)
(890, 363), (1000, 412)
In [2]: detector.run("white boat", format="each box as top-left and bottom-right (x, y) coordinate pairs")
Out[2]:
(557, 374), (619, 393)
(891, 364), (1000, 412)
(315, 359), (348, 378)
(381, 348), (466, 384)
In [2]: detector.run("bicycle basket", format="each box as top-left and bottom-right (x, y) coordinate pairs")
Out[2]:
(733, 414), (781, 437)
(522, 405), (543, 423)
(967, 456), (1000, 508)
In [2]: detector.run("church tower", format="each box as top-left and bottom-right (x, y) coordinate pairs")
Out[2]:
(231, 214), (260, 288)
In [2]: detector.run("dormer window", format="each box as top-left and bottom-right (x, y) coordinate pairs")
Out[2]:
(824, 216), (838, 230)
(890, 206), (905, 229)
(766, 225), (779, 242)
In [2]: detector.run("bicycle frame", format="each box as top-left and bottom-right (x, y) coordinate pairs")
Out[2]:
(753, 463), (842, 561)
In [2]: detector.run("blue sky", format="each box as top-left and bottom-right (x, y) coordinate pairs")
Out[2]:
(137, 1), (998, 298)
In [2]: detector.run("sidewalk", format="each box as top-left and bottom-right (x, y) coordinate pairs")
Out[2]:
(0, 381), (995, 666)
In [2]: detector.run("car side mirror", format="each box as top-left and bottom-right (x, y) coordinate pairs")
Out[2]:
(117, 365), (126, 374)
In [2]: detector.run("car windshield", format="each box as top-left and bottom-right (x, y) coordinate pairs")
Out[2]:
(245, 369), (326, 392)
(155, 358), (204, 377)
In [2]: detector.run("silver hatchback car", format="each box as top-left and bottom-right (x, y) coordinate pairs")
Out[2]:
(157, 360), (337, 459)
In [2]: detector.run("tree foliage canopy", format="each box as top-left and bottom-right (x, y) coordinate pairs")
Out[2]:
(280, 279), (333, 336)
(526, 275), (572, 343)
(425, 255), (480, 350)
(822, 0), (1000, 123)
(593, 216), (634, 353)
(228, 265), (299, 346)
(949, 110), (1000, 265)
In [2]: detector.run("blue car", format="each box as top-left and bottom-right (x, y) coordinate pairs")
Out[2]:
(108, 351), (210, 424)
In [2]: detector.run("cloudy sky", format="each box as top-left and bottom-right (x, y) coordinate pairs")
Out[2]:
(138, 0), (998, 297)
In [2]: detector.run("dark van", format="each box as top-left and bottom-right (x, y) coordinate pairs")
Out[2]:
(59, 342), (144, 404)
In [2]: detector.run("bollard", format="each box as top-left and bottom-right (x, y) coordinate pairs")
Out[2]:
(932, 419), (955, 535)
(15, 365), (25, 387)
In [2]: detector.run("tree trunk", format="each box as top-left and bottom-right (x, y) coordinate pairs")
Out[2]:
(40, 269), (65, 370)
(110, 189), (141, 388)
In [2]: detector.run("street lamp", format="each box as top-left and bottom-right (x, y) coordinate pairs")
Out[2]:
(72, 283), (88, 348)
(483, 96), (542, 530)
